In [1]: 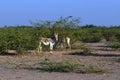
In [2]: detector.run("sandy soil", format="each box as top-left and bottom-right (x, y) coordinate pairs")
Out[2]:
(0, 43), (120, 80)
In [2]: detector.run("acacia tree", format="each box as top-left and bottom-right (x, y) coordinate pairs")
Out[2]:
(31, 16), (80, 41)
(52, 16), (80, 37)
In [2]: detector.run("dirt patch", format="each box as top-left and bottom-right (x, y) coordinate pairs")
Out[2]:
(0, 43), (120, 80)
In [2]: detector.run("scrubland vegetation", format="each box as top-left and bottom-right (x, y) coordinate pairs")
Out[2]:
(0, 16), (120, 54)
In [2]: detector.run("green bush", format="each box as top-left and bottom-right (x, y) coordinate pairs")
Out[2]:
(82, 35), (102, 43)
(0, 27), (38, 54)
(40, 59), (79, 72)
(108, 42), (120, 49)
(80, 44), (92, 54)
(0, 17), (120, 54)
(38, 59), (106, 73)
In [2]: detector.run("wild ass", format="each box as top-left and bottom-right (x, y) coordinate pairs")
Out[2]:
(66, 37), (71, 49)
(37, 33), (58, 53)
(60, 36), (71, 49)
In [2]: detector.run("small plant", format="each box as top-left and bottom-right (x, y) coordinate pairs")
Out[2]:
(40, 59), (79, 72)
(38, 59), (106, 73)
(84, 65), (106, 73)
(80, 44), (92, 54)
(108, 42), (120, 50)
(16, 47), (28, 55)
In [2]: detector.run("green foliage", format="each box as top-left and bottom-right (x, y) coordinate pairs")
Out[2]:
(81, 34), (102, 43)
(0, 17), (120, 54)
(79, 44), (92, 54)
(80, 28), (103, 42)
(102, 29), (116, 41)
(82, 65), (106, 73)
(108, 42), (120, 49)
(40, 59), (79, 72)
(0, 26), (38, 54)
(39, 59), (106, 73)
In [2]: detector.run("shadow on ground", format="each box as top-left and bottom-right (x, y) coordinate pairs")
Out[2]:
(0, 52), (17, 56)
(69, 52), (120, 57)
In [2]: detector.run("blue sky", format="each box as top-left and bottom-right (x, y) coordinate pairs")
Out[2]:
(0, 0), (120, 27)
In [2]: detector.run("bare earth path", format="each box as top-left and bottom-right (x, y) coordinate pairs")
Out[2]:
(0, 43), (120, 80)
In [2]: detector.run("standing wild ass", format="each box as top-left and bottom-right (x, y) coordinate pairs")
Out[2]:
(37, 33), (58, 53)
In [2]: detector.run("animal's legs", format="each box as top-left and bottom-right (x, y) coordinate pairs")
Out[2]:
(38, 42), (42, 53)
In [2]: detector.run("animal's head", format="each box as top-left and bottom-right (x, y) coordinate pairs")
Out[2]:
(54, 33), (58, 41)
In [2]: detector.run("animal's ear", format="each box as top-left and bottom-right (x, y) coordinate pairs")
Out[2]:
(39, 37), (41, 40)
(55, 33), (58, 35)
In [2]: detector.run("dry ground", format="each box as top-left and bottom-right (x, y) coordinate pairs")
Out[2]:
(0, 42), (120, 80)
